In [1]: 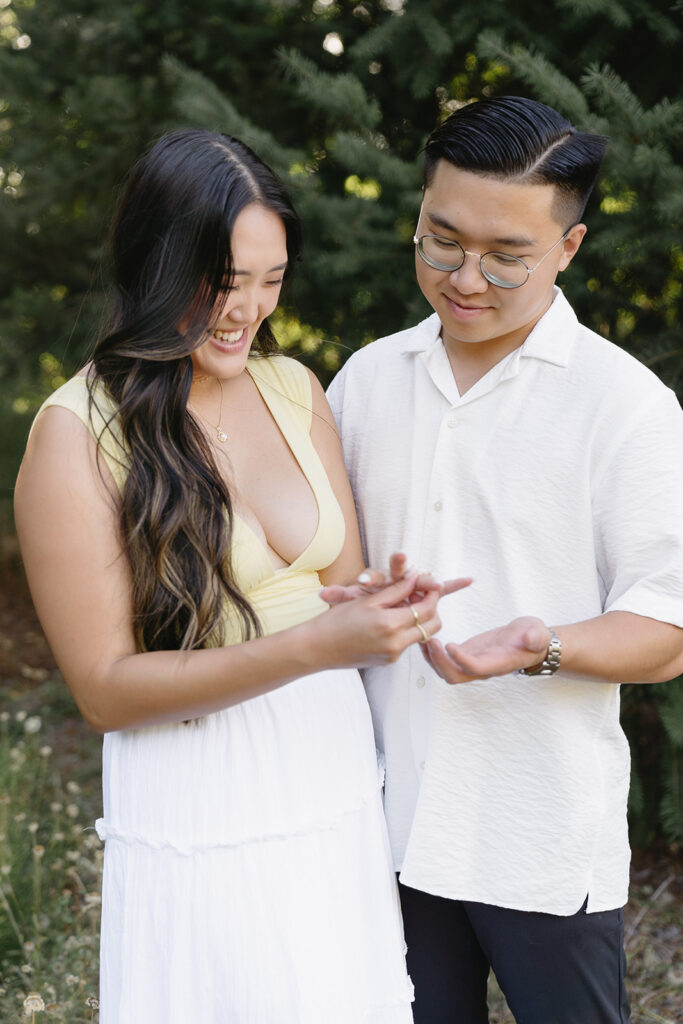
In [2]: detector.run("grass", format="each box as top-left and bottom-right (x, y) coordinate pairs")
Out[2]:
(0, 685), (102, 1022)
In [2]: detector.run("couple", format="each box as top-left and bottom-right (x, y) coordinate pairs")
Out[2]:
(15, 96), (683, 1023)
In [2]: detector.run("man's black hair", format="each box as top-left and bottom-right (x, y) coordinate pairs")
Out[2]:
(424, 96), (609, 224)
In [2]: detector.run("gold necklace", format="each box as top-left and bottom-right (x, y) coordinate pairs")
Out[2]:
(192, 376), (228, 443)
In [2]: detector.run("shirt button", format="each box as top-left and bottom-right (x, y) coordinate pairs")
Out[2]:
(447, 416), (457, 428)
(416, 676), (426, 689)
(419, 761), (426, 771)
(433, 500), (443, 512)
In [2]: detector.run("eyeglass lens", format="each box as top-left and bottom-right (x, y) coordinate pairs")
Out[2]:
(418, 235), (529, 287)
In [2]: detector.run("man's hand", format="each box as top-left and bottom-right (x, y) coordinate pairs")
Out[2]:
(423, 617), (551, 683)
(320, 552), (472, 610)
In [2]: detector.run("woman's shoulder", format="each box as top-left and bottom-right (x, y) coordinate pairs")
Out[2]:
(28, 371), (128, 490)
(38, 372), (90, 416)
(247, 353), (317, 428)
(249, 352), (312, 396)
(32, 370), (118, 438)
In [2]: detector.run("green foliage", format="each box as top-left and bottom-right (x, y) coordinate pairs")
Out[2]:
(657, 680), (683, 843)
(622, 678), (683, 846)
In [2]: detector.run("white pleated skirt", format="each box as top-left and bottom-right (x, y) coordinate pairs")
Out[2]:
(96, 668), (414, 1023)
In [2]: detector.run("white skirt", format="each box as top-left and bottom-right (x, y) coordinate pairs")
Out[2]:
(96, 668), (414, 1023)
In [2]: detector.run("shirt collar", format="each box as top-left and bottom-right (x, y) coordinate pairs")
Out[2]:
(399, 313), (443, 353)
(399, 287), (578, 367)
(519, 287), (578, 367)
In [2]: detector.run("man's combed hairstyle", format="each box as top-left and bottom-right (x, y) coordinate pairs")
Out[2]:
(89, 129), (303, 654)
(424, 96), (609, 225)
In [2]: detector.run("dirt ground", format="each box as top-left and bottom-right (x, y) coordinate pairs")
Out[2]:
(2, 559), (681, 1023)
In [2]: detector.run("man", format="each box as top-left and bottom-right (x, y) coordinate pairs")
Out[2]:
(326, 96), (683, 1024)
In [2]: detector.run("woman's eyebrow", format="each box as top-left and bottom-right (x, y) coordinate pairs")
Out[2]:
(231, 262), (289, 276)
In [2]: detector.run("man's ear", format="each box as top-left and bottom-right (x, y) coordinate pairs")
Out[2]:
(558, 224), (587, 271)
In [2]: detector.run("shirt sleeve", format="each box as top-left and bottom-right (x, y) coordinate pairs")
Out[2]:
(593, 386), (683, 626)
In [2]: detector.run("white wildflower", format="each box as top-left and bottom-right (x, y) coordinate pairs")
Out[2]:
(23, 716), (41, 734)
(22, 992), (45, 1014)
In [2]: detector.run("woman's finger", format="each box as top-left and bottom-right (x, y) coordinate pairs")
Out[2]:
(370, 573), (418, 608)
(319, 583), (362, 605)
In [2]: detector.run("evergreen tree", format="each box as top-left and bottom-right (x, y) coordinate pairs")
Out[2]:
(164, 0), (683, 391)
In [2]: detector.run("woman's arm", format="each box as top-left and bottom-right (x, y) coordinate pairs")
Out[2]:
(15, 405), (441, 733)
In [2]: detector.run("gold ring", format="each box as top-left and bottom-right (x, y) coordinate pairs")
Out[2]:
(416, 622), (430, 644)
(409, 604), (420, 625)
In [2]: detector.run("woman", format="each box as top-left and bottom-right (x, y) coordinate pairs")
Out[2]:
(14, 130), (445, 1022)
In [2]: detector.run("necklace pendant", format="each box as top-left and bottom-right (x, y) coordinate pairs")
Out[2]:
(216, 428), (228, 443)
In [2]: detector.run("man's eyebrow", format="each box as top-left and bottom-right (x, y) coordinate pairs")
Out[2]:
(426, 212), (536, 249)
(230, 262), (289, 276)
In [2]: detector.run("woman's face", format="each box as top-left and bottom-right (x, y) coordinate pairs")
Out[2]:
(190, 203), (288, 379)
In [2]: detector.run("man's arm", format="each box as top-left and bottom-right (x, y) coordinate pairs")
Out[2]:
(425, 611), (683, 685)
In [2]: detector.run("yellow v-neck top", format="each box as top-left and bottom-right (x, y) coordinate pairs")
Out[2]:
(33, 354), (346, 644)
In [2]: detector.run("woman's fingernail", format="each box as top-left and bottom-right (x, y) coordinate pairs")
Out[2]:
(358, 572), (372, 583)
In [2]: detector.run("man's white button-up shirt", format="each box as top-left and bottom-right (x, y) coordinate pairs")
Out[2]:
(328, 288), (683, 915)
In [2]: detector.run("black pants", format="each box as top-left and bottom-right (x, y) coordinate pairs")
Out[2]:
(398, 880), (632, 1024)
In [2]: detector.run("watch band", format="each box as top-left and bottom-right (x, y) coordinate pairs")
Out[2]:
(517, 629), (562, 676)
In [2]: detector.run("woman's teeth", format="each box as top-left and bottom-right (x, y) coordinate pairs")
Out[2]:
(213, 329), (243, 342)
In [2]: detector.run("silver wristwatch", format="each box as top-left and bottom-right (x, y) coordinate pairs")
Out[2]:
(518, 630), (562, 676)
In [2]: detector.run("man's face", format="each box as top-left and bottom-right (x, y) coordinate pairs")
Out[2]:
(415, 162), (586, 356)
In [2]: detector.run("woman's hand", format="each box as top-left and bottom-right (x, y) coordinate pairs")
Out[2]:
(312, 572), (442, 669)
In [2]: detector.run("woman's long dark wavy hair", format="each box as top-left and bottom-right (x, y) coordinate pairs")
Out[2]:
(89, 129), (303, 652)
